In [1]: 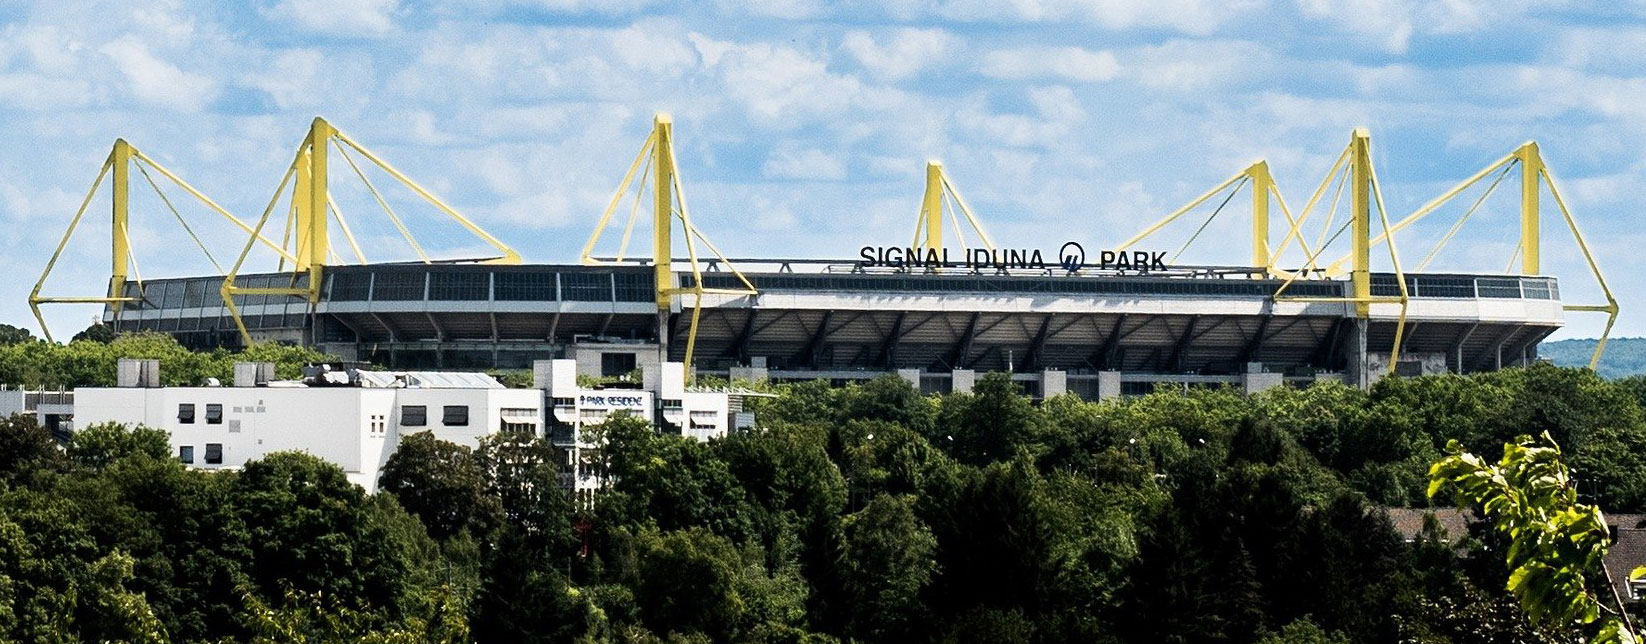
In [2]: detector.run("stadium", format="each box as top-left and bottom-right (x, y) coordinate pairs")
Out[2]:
(31, 115), (1616, 398)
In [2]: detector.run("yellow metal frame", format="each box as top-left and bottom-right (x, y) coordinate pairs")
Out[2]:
(1122, 130), (1412, 373)
(1270, 129), (1410, 367)
(910, 161), (996, 253)
(1311, 141), (1617, 369)
(1121, 128), (1618, 373)
(1115, 160), (1315, 274)
(582, 113), (758, 380)
(30, 139), (294, 342)
(221, 117), (523, 346)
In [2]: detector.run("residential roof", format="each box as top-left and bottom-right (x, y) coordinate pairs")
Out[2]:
(1381, 506), (1646, 603)
(1382, 508), (1475, 543)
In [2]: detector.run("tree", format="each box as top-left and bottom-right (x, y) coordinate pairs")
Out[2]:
(72, 323), (118, 344)
(0, 414), (65, 484)
(378, 432), (501, 541)
(840, 494), (936, 642)
(632, 528), (749, 641)
(234, 452), (412, 618)
(0, 323), (33, 345)
(938, 373), (1045, 466)
(65, 422), (171, 470)
(1429, 432), (1637, 643)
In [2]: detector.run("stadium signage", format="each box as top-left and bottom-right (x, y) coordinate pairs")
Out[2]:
(858, 241), (1167, 272)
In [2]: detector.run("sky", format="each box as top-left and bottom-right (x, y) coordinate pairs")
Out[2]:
(2, 0), (1644, 340)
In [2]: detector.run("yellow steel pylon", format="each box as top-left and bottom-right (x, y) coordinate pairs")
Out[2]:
(582, 113), (758, 381)
(221, 117), (523, 346)
(30, 139), (294, 342)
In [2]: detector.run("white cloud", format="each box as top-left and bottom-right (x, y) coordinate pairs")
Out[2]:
(98, 35), (218, 111)
(1122, 39), (1273, 92)
(841, 28), (958, 80)
(980, 46), (1120, 82)
(261, 0), (400, 36)
(938, 0), (1259, 35)
(763, 146), (847, 180)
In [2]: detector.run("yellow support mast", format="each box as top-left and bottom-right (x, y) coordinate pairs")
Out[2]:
(654, 115), (675, 310)
(31, 139), (295, 342)
(223, 116), (523, 346)
(919, 161), (943, 252)
(1350, 129), (1372, 318)
(110, 139), (131, 313)
(582, 113), (758, 380)
(908, 160), (995, 255)
(1251, 160), (1271, 269)
(1271, 129), (1409, 374)
(1517, 142), (1541, 275)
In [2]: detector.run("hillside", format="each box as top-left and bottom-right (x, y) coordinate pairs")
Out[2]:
(1540, 337), (1646, 379)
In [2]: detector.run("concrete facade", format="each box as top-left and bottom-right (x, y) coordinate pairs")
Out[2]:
(74, 363), (542, 493)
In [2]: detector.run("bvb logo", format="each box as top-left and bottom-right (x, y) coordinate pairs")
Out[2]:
(1059, 241), (1085, 272)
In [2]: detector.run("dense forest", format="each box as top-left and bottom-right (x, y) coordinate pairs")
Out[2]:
(6, 360), (1646, 642)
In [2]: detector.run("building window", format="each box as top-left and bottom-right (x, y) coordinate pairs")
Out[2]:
(601, 352), (637, 377)
(204, 443), (222, 465)
(499, 407), (537, 434)
(179, 445), (194, 464)
(661, 399), (683, 410)
(370, 414), (387, 436)
(501, 420), (536, 433)
(401, 405), (427, 426)
(443, 405), (469, 426)
(552, 397), (574, 407)
(178, 403), (195, 424)
(205, 404), (223, 425)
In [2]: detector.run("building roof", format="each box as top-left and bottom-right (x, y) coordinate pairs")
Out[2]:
(352, 371), (505, 389)
(1383, 507), (1475, 543)
(1382, 507), (1646, 603)
(1610, 529), (1646, 602)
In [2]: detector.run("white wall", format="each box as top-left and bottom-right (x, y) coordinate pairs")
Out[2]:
(75, 385), (543, 493)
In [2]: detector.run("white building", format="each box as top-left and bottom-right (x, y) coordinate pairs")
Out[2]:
(73, 360), (542, 492)
(534, 359), (766, 500)
(0, 385), (74, 437)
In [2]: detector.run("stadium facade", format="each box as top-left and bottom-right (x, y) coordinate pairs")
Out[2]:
(101, 262), (1564, 397)
(37, 116), (1613, 399)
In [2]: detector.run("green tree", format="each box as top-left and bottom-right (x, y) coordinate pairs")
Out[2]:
(234, 452), (412, 618)
(0, 323), (33, 345)
(72, 323), (118, 344)
(1430, 432), (1637, 643)
(0, 414), (65, 485)
(840, 494), (936, 642)
(65, 422), (171, 470)
(378, 432), (501, 541)
(937, 373), (1045, 465)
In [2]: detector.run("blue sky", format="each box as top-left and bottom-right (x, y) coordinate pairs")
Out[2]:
(3, 0), (1644, 340)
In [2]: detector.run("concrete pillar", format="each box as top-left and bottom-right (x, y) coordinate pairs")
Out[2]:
(1346, 319), (1369, 389)
(896, 368), (921, 389)
(1041, 370), (1066, 398)
(951, 369), (976, 394)
(1097, 371), (1122, 401)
